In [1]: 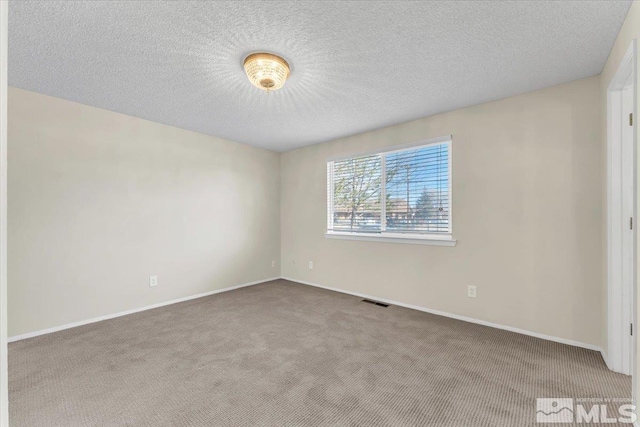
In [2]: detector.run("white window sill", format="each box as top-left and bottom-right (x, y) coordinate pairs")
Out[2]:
(325, 232), (457, 246)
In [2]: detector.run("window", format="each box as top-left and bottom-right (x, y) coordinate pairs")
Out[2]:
(326, 136), (454, 245)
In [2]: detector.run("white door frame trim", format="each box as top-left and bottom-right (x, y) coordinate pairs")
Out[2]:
(607, 40), (637, 379)
(0, 1), (8, 426)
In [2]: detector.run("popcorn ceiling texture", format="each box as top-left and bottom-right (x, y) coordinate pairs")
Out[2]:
(8, 1), (632, 151)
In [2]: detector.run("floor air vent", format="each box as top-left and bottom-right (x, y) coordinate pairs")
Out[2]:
(362, 299), (389, 307)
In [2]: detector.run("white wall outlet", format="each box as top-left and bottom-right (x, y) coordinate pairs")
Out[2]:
(271, 260), (276, 268)
(149, 275), (158, 287)
(467, 285), (477, 298)
(308, 261), (314, 269)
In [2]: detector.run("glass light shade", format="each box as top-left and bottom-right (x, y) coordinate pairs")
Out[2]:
(243, 53), (290, 92)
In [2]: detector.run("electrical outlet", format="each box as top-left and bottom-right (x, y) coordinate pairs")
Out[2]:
(271, 260), (276, 268)
(467, 285), (477, 298)
(308, 261), (313, 269)
(149, 275), (158, 287)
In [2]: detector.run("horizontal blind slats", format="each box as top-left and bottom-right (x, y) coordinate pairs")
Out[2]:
(328, 140), (451, 235)
(385, 142), (449, 234)
(331, 154), (383, 232)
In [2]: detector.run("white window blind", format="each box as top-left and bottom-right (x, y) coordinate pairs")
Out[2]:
(327, 138), (451, 239)
(328, 153), (382, 233)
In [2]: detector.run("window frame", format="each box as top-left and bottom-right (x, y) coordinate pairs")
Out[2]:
(326, 135), (456, 246)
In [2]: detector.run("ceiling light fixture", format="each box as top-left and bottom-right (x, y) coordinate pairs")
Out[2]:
(243, 52), (290, 92)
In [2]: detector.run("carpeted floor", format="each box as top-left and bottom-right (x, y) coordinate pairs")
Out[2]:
(9, 279), (630, 426)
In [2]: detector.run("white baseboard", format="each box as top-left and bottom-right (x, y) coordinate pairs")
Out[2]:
(281, 276), (602, 353)
(8, 276), (280, 343)
(10, 275), (604, 356)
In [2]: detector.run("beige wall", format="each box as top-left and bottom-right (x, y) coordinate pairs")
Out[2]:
(8, 88), (281, 337)
(281, 76), (603, 347)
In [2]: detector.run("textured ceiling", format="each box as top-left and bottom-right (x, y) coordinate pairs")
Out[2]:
(9, 1), (632, 152)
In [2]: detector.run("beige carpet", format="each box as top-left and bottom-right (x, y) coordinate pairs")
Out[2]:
(9, 279), (630, 426)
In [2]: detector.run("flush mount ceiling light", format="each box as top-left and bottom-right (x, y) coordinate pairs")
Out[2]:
(243, 53), (290, 92)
